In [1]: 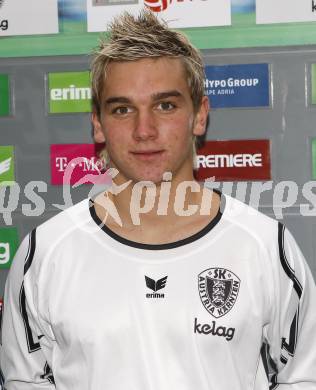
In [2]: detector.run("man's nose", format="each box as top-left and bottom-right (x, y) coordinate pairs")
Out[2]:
(132, 109), (158, 141)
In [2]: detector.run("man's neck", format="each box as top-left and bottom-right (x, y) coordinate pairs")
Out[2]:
(93, 177), (221, 245)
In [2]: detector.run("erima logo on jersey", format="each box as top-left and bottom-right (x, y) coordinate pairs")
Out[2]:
(198, 268), (241, 318)
(145, 276), (167, 298)
(0, 158), (11, 176)
(194, 318), (235, 341)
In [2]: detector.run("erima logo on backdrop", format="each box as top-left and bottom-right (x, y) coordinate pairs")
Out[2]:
(50, 85), (91, 101)
(48, 71), (91, 113)
(312, 0), (316, 12)
(198, 268), (240, 318)
(145, 276), (168, 298)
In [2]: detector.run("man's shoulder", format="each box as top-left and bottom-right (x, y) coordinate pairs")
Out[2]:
(35, 198), (91, 246)
(222, 194), (279, 243)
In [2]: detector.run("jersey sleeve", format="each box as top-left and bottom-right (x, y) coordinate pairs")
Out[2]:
(0, 230), (55, 389)
(263, 222), (316, 389)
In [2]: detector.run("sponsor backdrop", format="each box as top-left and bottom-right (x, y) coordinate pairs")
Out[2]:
(196, 140), (271, 181)
(256, 0), (316, 24)
(1, 48), (316, 294)
(87, 0), (231, 30)
(1, 0), (316, 57)
(0, 0), (59, 36)
(1, 2), (316, 310)
(311, 139), (316, 180)
(311, 64), (316, 105)
(0, 146), (14, 184)
(48, 71), (92, 114)
(0, 75), (10, 116)
(0, 228), (18, 269)
(204, 63), (270, 109)
(51, 144), (106, 185)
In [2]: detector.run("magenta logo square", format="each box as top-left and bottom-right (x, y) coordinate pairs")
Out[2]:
(50, 144), (109, 185)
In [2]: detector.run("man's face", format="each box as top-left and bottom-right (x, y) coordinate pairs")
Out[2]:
(93, 57), (208, 184)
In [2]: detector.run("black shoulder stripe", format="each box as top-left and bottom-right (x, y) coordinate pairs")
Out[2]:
(260, 343), (270, 379)
(19, 283), (41, 353)
(278, 223), (303, 299)
(260, 342), (279, 389)
(281, 307), (299, 357)
(270, 375), (279, 390)
(24, 229), (36, 276)
(280, 355), (288, 364)
(0, 367), (5, 386)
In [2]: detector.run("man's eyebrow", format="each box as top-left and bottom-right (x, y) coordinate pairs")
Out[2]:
(152, 90), (183, 100)
(104, 96), (131, 105)
(104, 91), (183, 105)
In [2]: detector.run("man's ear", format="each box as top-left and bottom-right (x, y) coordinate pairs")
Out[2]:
(193, 96), (210, 137)
(92, 112), (106, 143)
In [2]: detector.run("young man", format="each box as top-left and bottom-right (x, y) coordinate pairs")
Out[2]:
(1, 11), (316, 390)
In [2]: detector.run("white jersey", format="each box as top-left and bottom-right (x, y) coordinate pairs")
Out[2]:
(1, 194), (316, 390)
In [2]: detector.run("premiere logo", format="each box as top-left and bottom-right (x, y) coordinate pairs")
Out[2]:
(197, 153), (262, 168)
(48, 71), (91, 113)
(196, 139), (271, 181)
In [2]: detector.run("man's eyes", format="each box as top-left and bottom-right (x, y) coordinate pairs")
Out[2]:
(157, 101), (176, 111)
(111, 106), (133, 115)
(110, 101), (176, 115)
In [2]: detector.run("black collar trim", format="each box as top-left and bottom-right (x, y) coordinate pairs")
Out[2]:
(89, 190), (225, 251)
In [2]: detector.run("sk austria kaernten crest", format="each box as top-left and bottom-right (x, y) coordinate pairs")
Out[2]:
(198, 268), (241, 318)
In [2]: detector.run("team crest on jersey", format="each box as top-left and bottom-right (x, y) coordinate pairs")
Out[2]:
(198, 268), (241, 318)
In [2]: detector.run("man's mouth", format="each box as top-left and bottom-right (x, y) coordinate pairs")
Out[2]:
(130, 150), (164, 160)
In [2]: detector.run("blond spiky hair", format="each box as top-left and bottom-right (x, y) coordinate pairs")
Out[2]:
(91, 10), (205, 117)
